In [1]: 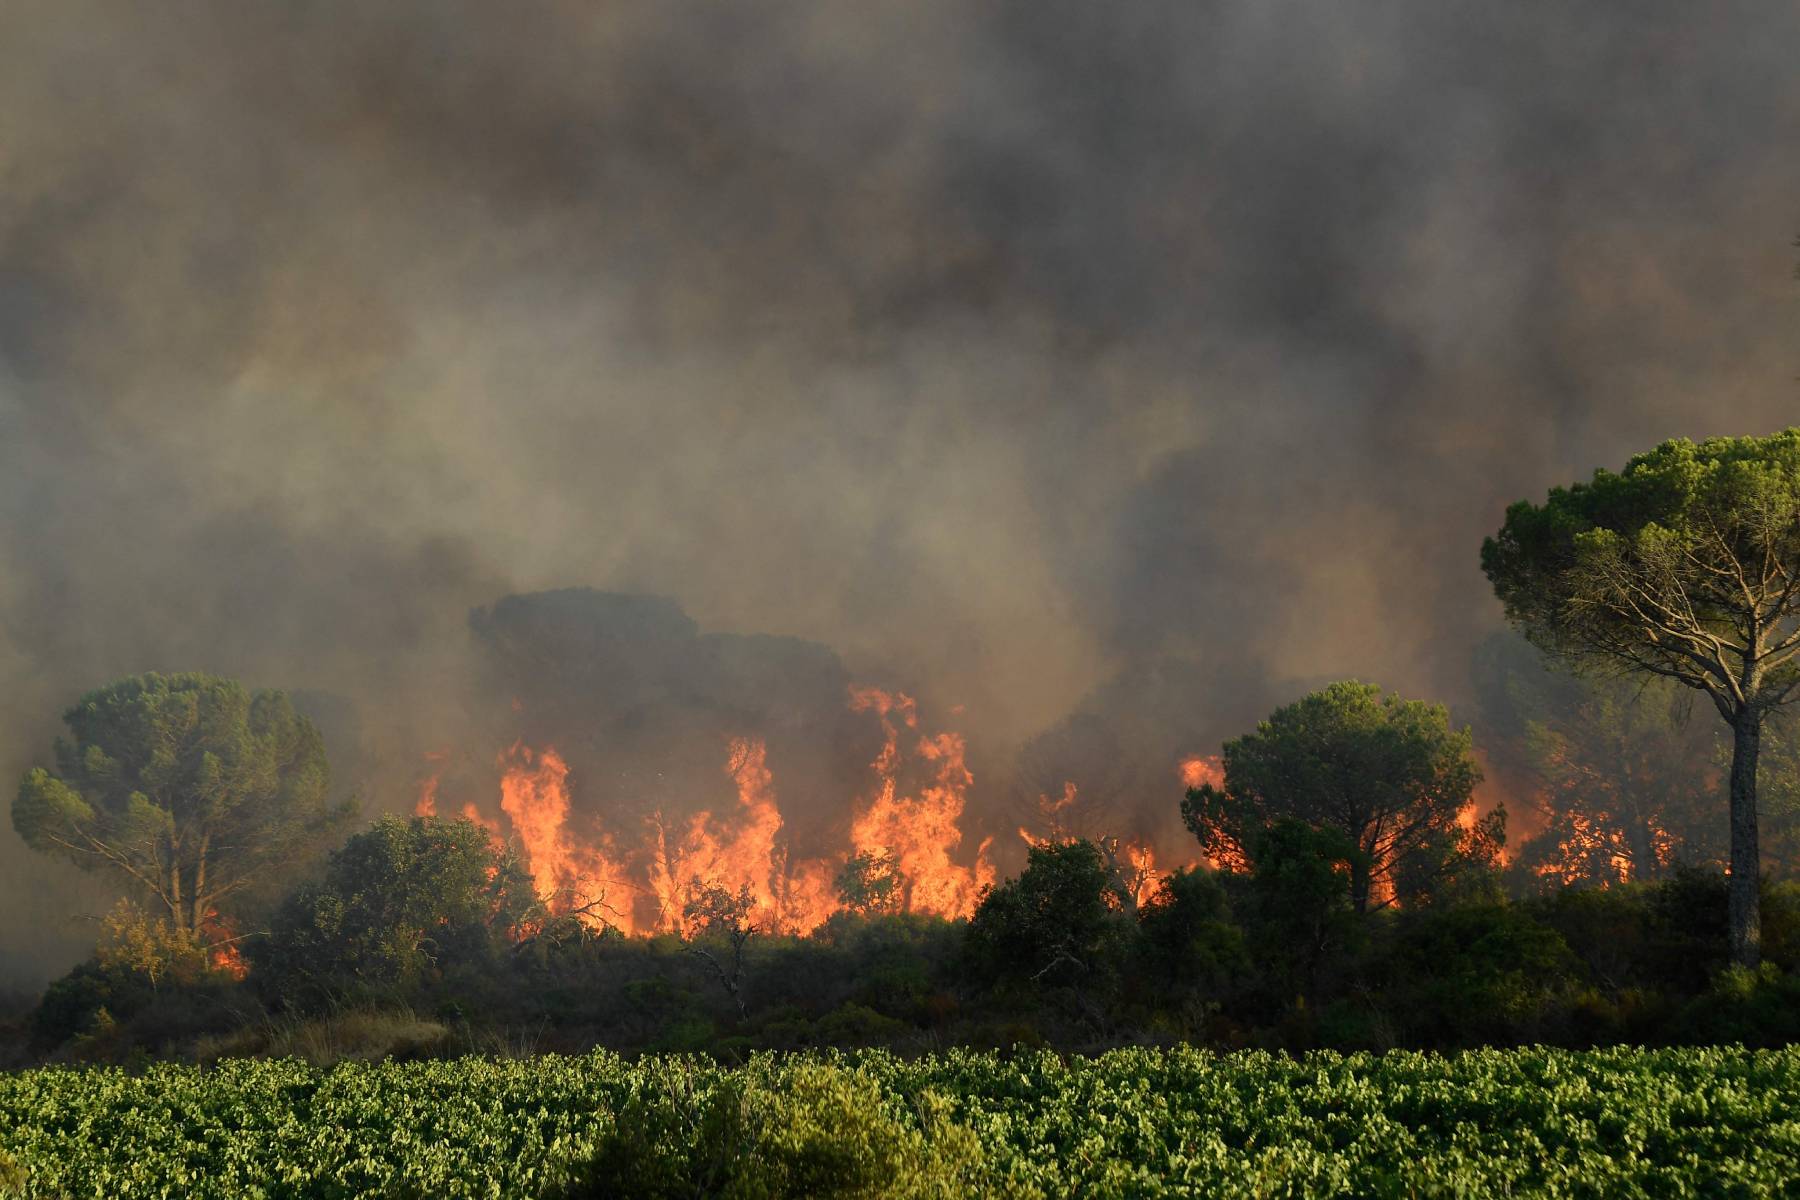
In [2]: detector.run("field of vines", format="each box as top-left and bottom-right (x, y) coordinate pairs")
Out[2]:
(2, 1045), (1797, 1198)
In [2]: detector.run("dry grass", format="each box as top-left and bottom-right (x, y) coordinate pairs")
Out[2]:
(192, 1006), (452, 1067)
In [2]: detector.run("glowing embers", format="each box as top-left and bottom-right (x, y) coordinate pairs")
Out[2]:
(201, 909), (248, 980)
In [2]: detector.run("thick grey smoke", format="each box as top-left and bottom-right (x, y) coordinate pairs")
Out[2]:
(2, 1), (1796, 985)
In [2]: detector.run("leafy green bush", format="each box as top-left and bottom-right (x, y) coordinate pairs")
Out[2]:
(1383, 903), (1577, 1045)
(252, 815), (539, 1007)
(573, 1058), (987, 1198)
(1678, 963), (1800, 1046)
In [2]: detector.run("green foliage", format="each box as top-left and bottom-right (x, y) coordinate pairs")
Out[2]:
(835, 851), (904, 916)
(578, 1057), (987, 1198)
(1, 1047), (1797, 1197)
(1482, 430), (1800, 708)
(12, 672), (351, 933)
(1483, 431), (1800, 964)
(1383, 904), (1578, 1045)
(1135, 866), (1248, 995)
(964, 841), (1134, 1021)
(28, 902), (247, 1054)
(93, 898), (211, 990)
(1236, 819), (1368, 1000)
(683, 882), (758, 940)
(1526, 868), (1730, 997)
(1679, 963), (1800, 1045)
(681, 883), (759, 1020)
(1753, 719), (1800, 873)
(192, 1006), (453, 1067)
(252, 815), (538, 1004)
(1764, 879), (1800, 970)
(813, 912), (962, 1019)
(1184, 681), (1493, 912)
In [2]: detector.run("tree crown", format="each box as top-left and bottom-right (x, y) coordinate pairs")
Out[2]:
(1182, 681), (1491, 910)
(1482, 430), (1800, 719)
(12, 672), (351, 932)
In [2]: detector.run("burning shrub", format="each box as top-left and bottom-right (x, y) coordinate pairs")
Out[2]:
(1184, 681), (1494, 913)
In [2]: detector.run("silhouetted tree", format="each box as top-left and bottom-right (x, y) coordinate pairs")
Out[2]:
(834, 852), (904, 916)
(682, 882), (758, 1020)
(1011, 714), (1137, 842)
(1475, 634), (1723, 887)
(1135, 866), (1247, 1004)
(1237, 818), (1368, 999)
(964, 840), (1133, 1029)
(1183, 681), (1496, 913)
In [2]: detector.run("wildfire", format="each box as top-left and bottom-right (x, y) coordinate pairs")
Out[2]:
(1529, 809), (1676, 887)
(649, 737), (835, 934)
(209, 940), (248, 979)
(1017, 826), (1191, 909)
(413, 749), (452, 818)
(439, 687), (999, 936)
(848, 688), (995, 919)
(1015, 757), (1206, 908)
(199, 909), (249, 980)
(1175, 754), (1251, 873)
(1179, 755), (1224, 791)
(498, 743), (635, 929)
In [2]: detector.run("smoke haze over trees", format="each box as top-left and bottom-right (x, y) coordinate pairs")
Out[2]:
(2, 1), (1797, 985)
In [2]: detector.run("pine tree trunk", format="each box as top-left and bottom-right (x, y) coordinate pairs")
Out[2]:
(1349, 852), (1371, 916)
(1728, 713), (1762, 968)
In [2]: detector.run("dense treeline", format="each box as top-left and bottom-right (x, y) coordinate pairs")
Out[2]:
(10, 813), (1800, 1068)
(5, 664), (1800, 1065)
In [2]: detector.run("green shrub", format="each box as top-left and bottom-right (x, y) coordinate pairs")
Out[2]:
(1678, 963), (1800, 1046)
(572, 1058), (989, 1198)
(1762, 879), (1800, 971)
(1384, 903), (1577, 1045)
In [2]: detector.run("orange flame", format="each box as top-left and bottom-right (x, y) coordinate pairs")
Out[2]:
(648, 737), (827, 933)
(1119, 840), (1174, 908)
(199, 909), (249, 979)
(1530, 810), (1665, 887)
(1179, 755), (1223, 791)
(849, 689), (995, 919)
(462, 686), (997, 939)
(1175, 754), (1248, 872)
(209, 940), (248, 979)
(498, 743), (636, 930)
(1017, 825), (1195, 910)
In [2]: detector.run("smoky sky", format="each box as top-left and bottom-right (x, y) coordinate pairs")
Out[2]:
(1, 0), (1797, 984)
